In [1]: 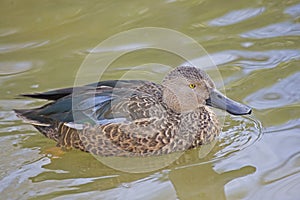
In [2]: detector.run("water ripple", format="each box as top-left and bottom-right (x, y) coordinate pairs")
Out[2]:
(257, 152), (300, 200)
(241, 21), (300, 39)
(0, 28), (18, 37)
(0, 40), (49, 54)
(208, 7), (265, 27)
(266, 118), (300, 133)
(246, 72), (300, 110)
(262, 152), (300, 184)
(284, 3), (300, 19)
(216, 115), (263, 159)
(191, 49), (300, 72)
(235, 50), (300, 71)
(84, 43), (149, 54)
(0, 61), (33, 76)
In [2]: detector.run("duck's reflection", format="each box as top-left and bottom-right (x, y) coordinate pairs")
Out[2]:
(30, 147), (255, 199)
(169, 162), (255, 200)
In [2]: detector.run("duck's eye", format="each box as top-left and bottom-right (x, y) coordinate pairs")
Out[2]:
(189, 84), (196, 89)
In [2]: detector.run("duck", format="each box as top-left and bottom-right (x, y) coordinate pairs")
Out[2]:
(15, 66), (251, 157)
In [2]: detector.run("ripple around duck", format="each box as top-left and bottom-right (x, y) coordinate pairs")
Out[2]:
(215, 115), (263, 159)
(178, 114), (263, 168)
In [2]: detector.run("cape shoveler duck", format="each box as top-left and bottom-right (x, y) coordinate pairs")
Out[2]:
(15, 66), (251, 156)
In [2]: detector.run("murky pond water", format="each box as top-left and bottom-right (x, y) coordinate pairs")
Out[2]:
(1, 0), (300, 199)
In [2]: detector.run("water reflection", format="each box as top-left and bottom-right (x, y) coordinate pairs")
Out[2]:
(262, 152), (300, 184)
(0, 150), (49, 200)
(284, 3), (300, 18)
(188, 49), (300, 73)
(0, 41), (49, 53)
(246, 72), (300, 110)
(0, 28), (18, 37)
(0, 61), (33, 76)
(219, 122), (300, 200)
(170, 164), (255, 200)
(241, 22), (300, 39)
(208, 7), (265, 27)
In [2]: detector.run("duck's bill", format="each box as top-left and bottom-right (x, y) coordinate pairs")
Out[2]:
(206, 89), (252, 115)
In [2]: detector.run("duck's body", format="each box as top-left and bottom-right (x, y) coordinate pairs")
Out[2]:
(15, 66), (251, 156)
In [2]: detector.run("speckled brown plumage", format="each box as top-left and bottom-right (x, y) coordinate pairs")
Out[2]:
(15, 66), (251, 157)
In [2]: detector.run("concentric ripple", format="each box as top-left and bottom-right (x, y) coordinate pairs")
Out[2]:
(216, 114), (263, 158)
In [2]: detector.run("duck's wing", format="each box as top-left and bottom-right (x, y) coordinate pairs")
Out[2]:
(15, 80), (172, 155)
(20, 80), (143, 100)
(15, 80), (164, 126)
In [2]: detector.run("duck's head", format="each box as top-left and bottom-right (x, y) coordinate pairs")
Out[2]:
(162, 66), (252, 115)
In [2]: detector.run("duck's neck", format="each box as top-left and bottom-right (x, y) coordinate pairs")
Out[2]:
(162, 87), (180, 113)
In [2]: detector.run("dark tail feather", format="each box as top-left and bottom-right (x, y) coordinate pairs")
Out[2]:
(14, 109), (52, 126)
(14, 108), (61, 142)
(19, 80), (143, 101)
(20, 87), (74, 101)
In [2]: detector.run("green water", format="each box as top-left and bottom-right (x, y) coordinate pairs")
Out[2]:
(1, 0), (300, 199)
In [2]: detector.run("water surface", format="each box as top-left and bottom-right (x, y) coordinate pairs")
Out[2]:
(1, 0), (300, 199)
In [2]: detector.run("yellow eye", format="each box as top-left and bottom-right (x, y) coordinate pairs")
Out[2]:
(189, 84), (196, 89)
